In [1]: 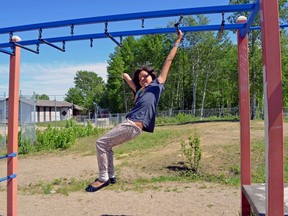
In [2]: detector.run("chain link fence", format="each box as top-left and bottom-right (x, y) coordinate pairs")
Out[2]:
(20, 95), (36, 146)
(84, 113), (127, 128)
(0, 92), (6, 150)
(157, 107), (240, 118)
(81, 107), (241, 128)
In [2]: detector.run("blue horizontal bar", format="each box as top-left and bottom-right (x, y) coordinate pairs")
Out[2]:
(0, 152), (17, 160)
(250, 23), (288, 31)
(0, 174), (17, 183)
(0, 24), (244, 49)
(0, 4), (255, 34)
(280, 24), (288, 29)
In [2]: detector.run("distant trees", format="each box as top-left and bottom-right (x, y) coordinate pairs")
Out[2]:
(35, 94), (49, 100)
(64, 70), (105, 112)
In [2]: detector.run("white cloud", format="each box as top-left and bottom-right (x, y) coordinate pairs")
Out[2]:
(0, 65), (9, 74)
(0, 61), (108, 99)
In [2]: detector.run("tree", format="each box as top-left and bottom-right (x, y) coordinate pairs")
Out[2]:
(213, 42), (238, 111)
(280, 29), (288, 107)
(105, 48), (126, 113)
(64, 87), (84, 105)
(35, 94), (49, 100)
(65, 70), (105, 112)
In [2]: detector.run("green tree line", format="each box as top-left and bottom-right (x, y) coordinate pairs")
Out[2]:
(65, 2), (288, 119)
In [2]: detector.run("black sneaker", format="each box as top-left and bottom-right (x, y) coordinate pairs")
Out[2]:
(109, 177), (117, 184)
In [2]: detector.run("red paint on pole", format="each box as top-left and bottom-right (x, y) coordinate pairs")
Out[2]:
(237, 16), (251, 216)
(7, 36), (21, 216)
(260, 0), (284, 215)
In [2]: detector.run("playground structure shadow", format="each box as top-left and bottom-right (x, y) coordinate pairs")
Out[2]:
(101, 214), (132, 216)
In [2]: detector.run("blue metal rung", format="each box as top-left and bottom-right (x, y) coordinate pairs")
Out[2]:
(39, 39), (65, 52)
(0, 174), (17, 183)
(105, 32), (122, 47)
(0, 152), (17, 160)
(12, 42), (39, 54)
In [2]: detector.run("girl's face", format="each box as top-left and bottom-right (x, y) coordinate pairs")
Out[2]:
(138, 70), (153, 87)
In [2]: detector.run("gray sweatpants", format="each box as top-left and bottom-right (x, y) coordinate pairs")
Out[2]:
(96, 119), (142, 181)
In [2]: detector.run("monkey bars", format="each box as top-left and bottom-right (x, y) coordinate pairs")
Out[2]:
(0, 3), (259, 54)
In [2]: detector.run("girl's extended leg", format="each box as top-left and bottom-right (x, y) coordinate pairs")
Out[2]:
(85, 119), (141, 192)
(96, 119), (142, 181)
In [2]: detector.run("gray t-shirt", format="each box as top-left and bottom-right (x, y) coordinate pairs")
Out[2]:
(126, 79), (164, 132)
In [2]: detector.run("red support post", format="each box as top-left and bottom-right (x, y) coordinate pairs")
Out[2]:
(237, 16), (251, 216)
(260, 0), (284, 215)
(7, 36), (21, 216)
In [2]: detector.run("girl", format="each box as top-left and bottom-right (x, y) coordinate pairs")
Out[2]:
(86, 30), (183, 192)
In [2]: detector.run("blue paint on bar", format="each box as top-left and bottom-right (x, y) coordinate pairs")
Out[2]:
(0, 152), (17, 160)
(0, 174), (17, 183)
(0, 4), (255, 34)
(250, 23), (288, 31)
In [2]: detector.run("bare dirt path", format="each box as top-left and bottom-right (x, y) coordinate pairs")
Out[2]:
(1, 183), (240, 216)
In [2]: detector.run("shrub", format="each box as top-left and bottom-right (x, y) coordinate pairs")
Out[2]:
(17, 119), (102, 154)
(180, 131), (202, 173)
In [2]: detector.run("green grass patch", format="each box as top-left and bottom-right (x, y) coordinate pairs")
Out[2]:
(156, 113), (239, 125)
(114, 129), (180, 157)
(19, 177), (93, 196)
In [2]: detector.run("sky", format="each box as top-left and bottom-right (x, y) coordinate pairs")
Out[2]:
(0, 0), (234, 100)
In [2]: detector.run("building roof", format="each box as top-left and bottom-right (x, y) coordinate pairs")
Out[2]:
(3, 98), (85, 111)
(73, 104), (85, 111)
(36, 99), (72, 107)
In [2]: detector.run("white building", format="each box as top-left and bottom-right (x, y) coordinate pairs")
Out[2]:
(0, 98), (85, 123)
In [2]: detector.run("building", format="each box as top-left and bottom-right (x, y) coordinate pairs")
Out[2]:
(0, 98), (85, 123)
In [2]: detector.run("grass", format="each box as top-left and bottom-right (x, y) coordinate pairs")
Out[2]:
(19, 177), (92, 196)
(36, 121), (68, 128)
(2, 119), (288, 195)
(113, 127), (189, 158)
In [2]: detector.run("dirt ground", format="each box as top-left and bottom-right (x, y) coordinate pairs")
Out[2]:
(0, 121), (284, 216)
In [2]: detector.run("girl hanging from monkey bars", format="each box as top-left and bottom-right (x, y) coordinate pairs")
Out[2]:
(85, 30), (183, 192)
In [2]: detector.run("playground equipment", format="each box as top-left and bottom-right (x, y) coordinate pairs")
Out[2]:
(0, 0), (285, 215)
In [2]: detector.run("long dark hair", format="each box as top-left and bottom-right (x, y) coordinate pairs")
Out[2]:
(132, 66), (157, 93)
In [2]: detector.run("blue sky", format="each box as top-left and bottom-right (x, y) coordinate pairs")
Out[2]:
(0, 0), (233, 100)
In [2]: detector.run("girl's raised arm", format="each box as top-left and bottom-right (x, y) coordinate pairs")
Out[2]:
(123, 73), (137, 93)
(157, 30), (183, 84)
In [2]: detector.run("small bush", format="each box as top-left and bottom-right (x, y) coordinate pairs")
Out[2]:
(180, 131), (202, 173)
(17, 119), (102, 154)
(19, 138), (33, 154)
